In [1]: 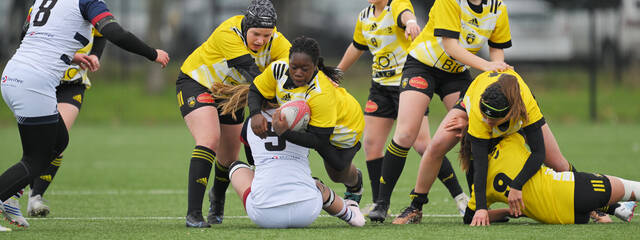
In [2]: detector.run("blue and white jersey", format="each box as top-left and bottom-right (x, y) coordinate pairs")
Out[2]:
(9, 0), (111, 81)
(242, 111), (320, 208)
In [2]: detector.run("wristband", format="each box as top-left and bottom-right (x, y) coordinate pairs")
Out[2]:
(407, 19), (417, 25)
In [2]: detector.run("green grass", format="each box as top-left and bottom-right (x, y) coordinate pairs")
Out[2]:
(0, 123), (639, 239)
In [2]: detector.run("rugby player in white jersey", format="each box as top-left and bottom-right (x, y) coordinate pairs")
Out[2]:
(227, 110), (365, 228)
(0, 0), (169, 229)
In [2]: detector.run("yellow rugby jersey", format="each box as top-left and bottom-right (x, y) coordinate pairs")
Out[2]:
(61, 27), (103, 88)
(352, 0), (415, 86)
(408, 0), (511, 73)
(254, 60), (364, 148)
(180, 15), (291, 89)
(467, 133), (576, 224)
(462, 69), (542, 139)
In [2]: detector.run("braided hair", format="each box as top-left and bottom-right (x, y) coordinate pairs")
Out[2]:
(289, 36), (343, 83)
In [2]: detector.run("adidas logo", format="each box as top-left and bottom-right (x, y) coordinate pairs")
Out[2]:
(379, 176), (386, 184)
(468, 18), (479, 27)
(282, 93), (291, 101)
(370, 22), (378, 31)
(40, 175), (52, 182)
(196, 177), (208, 186)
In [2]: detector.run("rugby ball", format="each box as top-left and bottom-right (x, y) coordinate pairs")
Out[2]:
(278, 100), (311, 132)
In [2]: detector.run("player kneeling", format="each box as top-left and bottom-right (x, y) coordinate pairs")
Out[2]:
(228, 110), (365, 228)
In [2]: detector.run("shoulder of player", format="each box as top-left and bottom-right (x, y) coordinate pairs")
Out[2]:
(213, 15), (244, 35)
(489, 0), (507, 15)
(268, 60), (289, 79)
(358, 5), (375, 21)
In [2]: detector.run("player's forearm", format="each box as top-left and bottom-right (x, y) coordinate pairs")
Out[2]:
(470, 136), (490, 210)
(99, 22), (157, 61)
(247, 85), (266, 118)
(89, 37), (107, 59)
(442, 37), (490, 71)
(400, 10), (416, 28)
(280, 126), (333, 149)
(228, 54), (261, 83)
(511, 119), (546, 190)
(337, 44), (364, 72)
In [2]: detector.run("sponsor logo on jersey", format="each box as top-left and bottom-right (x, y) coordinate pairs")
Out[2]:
(468, 18), (479, 27)
(409, 76), (428, 89)
(1, 76), (23, 85)
(466, 33), (476, 45)
(73, 94), (82, 104)
(196, 93), (214, 104)
(365, 100), (379, 113)
(1, 76), (6, 83)
(371, 37), (379, 48)
(386, 27), (393, 34)
(187, 96), (196, 108)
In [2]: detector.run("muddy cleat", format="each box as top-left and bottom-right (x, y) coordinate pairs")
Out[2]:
(368, 201), (389, 223)
(2, 197), (29, 228)
(614, 201), (637, 222)
(207, 190), (225, 224)
(344, 169), (363, 204)
(27, 194), (50, 217)
(454, 193), (470, 216)
(344, 199), (365, 227)
(392, 206), (422, 224)
(186, 211), (211, 228)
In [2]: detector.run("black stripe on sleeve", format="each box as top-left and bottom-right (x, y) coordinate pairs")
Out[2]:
(74, 32), (90, 46)
(352, 40), (369, 51)
(488, 40), (512, 49)
(434, 29), (460, 39)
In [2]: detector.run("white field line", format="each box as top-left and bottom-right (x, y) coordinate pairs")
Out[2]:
(26, 214), (461, 221)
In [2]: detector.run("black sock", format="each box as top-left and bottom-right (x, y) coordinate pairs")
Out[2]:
(366, 158), (383, 202)
(378, 140), (409, 204)
(409, 189), (429, 211)
(0, 120), (65, 201)
(187, 146), (215, 215)
(30, 155), (63, 197)
(602, 203), (621, 215)
(211, 159), (230, 203)
(438, 156), (463, 198)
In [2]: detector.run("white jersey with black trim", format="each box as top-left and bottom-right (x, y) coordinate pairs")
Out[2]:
(245, 111), (320, 208)
(8, 0), (111, 82)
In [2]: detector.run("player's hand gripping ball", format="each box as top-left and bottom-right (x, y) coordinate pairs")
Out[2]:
(277, 100), (310, 131)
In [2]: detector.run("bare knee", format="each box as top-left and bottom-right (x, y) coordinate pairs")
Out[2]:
(363, 137), (385, 160)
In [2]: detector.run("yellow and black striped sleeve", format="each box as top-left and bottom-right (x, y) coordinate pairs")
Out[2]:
(488, 3), (512, 49)
(432, 0), (462, 39)
(391, 0), (415, 29)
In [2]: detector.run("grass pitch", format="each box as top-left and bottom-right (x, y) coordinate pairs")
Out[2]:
(0, 123), (639, 239)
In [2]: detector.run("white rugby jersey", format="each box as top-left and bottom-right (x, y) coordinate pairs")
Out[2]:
(243, 111), (320, 208)
(9, 0), (112, 81)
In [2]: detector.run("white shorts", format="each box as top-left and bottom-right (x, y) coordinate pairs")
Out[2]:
(1, 61), (60, 123)
(245, 190), (323, 228)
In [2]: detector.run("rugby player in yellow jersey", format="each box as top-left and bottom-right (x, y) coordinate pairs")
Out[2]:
(369, 0), (515, 222)
(392, 70), (597, 224)
(247, 36), (366, 207)
(460, 132), (637, 225)
(175, 0), (291, 228)
(337, 0), (468, 216)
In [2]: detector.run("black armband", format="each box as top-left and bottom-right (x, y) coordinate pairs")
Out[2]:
(248, 85), (267, 118)
(280, 125), (333, 149)
(470, 135), (490, 210)
(89, 36), (107, 59)
(488, 40), (512, 49)
(228, 54), (261, 83)
(510, 118), (546, 190)
(434, 29), (460, 39)
(99, 22), (157, 61)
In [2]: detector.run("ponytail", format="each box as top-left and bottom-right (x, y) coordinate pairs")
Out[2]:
(211, 82), (249, 120)
(317, 57), (343, 84)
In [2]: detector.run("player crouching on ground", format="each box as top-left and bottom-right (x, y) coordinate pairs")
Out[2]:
(226, 110), (365, 228)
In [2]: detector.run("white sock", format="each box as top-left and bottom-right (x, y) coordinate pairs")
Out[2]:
(619, 178), (640, 201)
